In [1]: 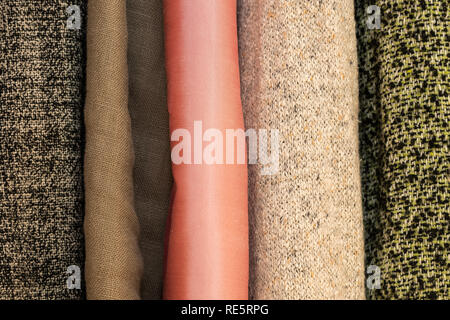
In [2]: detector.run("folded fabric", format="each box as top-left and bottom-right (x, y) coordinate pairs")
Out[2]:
(127, 0), (173, 300)
(0, 1), (86, 299)
(163, 0), (249, 300)
(238, 0), (365, 299)
(356, 0), (449, 299)
(84, 0), (143, 300)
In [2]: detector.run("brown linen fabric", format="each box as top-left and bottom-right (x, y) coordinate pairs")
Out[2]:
(238, 0), (365, 299)
(127, 0), (173, 300)
(84, 0), (143, 300)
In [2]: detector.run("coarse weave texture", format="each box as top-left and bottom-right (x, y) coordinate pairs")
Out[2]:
(238, 0), (365, 299)
(84, 0), (143, 300)
(127, 0), (172, 300)
(356, 0), (450, 299)
(0, 1), (86, 299)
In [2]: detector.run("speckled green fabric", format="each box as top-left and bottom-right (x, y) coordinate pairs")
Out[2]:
(356, 0), (449, 299)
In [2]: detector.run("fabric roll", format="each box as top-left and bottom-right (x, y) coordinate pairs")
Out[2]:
(163, 0), (249, 300)
(355, 0), (383, 299)
(238, 0), (365, 299)
(356, 0), (449, 299)
(127, 0), (173, 300)
(84, 0), (143, 300)
(0, 1), (86, 299)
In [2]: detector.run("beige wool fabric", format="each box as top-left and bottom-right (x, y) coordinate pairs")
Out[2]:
(238, 0), (365, 299)
(84, 0), (143, 299)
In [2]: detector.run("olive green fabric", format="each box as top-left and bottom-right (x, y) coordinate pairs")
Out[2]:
(127, 0), (172, 300)
(356, 0), (449, 299)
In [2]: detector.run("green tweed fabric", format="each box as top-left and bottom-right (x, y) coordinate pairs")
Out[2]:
(356, 0), (449, 299)
(0, 1), (86, 299)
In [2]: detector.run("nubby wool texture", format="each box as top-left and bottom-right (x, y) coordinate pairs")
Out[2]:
(356, 0), (449, 299)
(238, 0), (365, 299)
(84, 0), (143, 299)
(0, 1), (86, 299)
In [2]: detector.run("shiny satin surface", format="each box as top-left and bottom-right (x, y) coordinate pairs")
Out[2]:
(163, 0), (249, 300)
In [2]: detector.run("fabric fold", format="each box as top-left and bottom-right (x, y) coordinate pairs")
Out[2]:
(356, 0), (449, 299)
(84, 0), (143, 300)
(238, 0), (365, 299)
(0, 0), (86, 300)
(127, 0), (173, 300)
(163, 0), (249, 300)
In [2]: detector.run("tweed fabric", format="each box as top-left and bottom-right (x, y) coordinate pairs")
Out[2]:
(238, 0), (365, 299)
(0, 1), (86, 299)
(127, 0), (172, 300)
(84, 0), (143, 300)
(356, 0), (450, 299)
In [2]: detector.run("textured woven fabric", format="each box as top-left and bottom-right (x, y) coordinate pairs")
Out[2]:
(127, 0), (172, 300)
(84, 0), (143, 300)
(238, 0), (365, 299)
(0, 1), (86, 299)
(356, 0), (449, 299)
